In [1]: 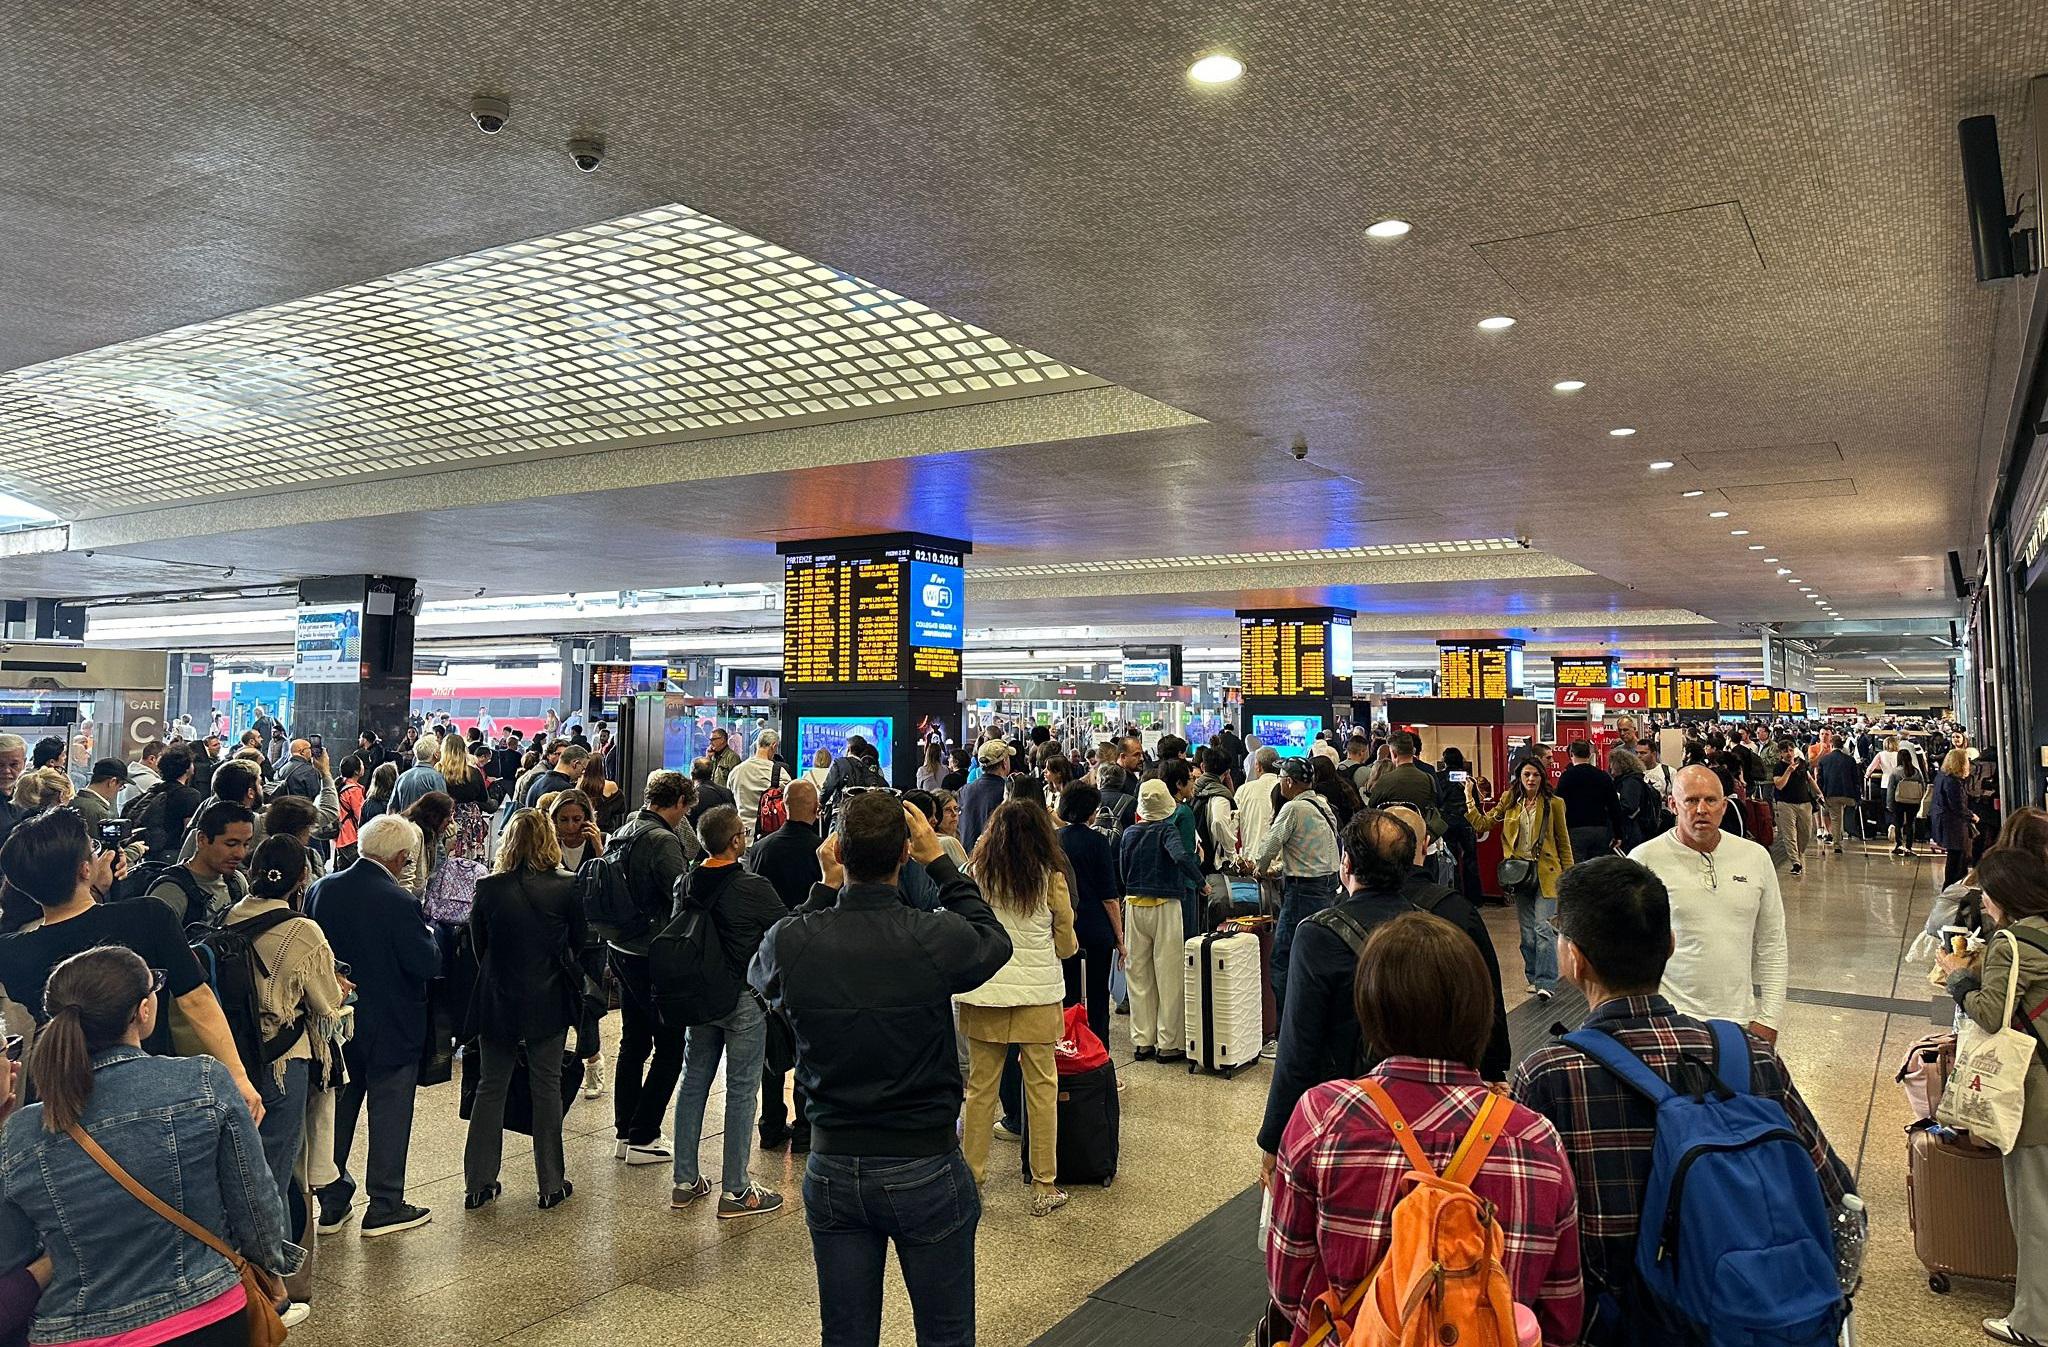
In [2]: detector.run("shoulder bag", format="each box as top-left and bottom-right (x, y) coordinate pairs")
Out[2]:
(67, 1124), (289, 1347)
(1493, 799), (1539, 897)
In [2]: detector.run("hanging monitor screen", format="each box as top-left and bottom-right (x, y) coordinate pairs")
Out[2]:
(1676, 676), (1718, 712)
(1718, 682), (1749, 713)
(1250, 713), (1322, 758)
(1552, 657), (1618, 689)
(1625, 667), (1676, 711)
(1436, 641), (1522, 699)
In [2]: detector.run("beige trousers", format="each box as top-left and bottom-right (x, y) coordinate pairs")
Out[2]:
(962, 1037), (1058, 1190)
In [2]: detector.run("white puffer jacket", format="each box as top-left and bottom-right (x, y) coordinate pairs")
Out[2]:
(959, 872), (1073, 1009)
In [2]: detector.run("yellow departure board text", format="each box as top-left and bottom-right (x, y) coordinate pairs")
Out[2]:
(1749, 685), (1775, 712)
(1676, 676), (1718, 712)
(1553, 658), (1617, 689)
(1240, 617), (1329, 698)
(1438, 647), (1479, 699)
(1626, 668), (1676, 711)
(780, 540), (964, 688)
(1718, 683), (1748, 713)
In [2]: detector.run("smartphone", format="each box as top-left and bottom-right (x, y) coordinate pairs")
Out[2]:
(1447, 770), (1470, 784)
(96, 819), (126, 853)
(309, 734), (324, 751)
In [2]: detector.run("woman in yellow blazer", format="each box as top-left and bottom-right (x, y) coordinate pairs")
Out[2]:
(1464, 758), (1574, 1001)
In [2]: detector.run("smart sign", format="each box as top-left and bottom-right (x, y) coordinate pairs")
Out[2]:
(779, 537), (968, 689)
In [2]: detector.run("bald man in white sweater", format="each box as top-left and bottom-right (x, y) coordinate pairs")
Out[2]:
(1626, 764), (1788, 1043)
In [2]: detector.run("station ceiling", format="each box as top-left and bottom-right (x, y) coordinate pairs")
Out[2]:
(3, 0), (2041, 678)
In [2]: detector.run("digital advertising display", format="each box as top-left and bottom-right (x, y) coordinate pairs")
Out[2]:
(1120, 658), (1173, 687)
(796, 716), (894, 784)
(293, 604), (362, 685)
(1330, 618), (1354, 679)
(1250, 713), (1322, 758)
(908, 557), (963, 650)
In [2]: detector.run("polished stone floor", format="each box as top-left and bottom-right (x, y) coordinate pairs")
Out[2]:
(292, 837), (2002, 1346)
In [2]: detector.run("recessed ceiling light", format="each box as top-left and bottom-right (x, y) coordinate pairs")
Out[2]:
(1764, 557), (1778, 563)
(1648, 460), (1674, 470)
(1552, 379), (1586, 393)
(1730, 529), (1749, 536)
(1610, 427), (1638, 437)
(1708, 511), (1729, 519)
(1477, 315), (1516, 331)
(1681, 489), (1705, 498)
(1187, 53), (1244, 83)
(1777, 569), (1791, 575)
(1365, 218), (1412, 239)
(1748, 544), (1764, 550)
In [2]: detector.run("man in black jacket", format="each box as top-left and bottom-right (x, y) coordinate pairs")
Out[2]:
(745, 779), (823, 1151)
(667, 807), (791, 1219)
(1380, 804), (1512, 1081)
(606, 770), (701, 1164)
(1257, 809), (1422, 1184)
(1556, 739), (1623, 863)
(749, 792), (1010, 1347)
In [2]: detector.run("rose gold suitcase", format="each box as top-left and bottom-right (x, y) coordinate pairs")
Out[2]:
(1908, 1124), (2016, 1292)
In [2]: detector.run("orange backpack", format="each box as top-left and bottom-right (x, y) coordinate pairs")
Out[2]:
(1302, 1084), (1523, 1347)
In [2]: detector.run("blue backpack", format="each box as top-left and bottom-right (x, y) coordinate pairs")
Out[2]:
(1564, 1020), (1845, 1347)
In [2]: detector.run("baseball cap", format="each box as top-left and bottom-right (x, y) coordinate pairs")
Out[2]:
(976, 740), (1015, 767)
(1278, 757), (1315, 784)
(90, 758), (131, 785)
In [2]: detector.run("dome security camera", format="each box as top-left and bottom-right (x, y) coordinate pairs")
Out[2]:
(568, 138), (604, 173)
(470, 96), (510, 134)
(1290, 434), (1309, 461)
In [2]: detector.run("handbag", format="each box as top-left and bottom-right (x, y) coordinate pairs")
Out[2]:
(424, 855), (485, 925)
(457, 1044), (583, 1136)
(1937, 930), (2039, 1153)
(1496, 855), (1537, 895)
(66, 1124), (290, 1347)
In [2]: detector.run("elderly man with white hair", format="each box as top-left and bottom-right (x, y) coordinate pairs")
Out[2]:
(388, 737), (447, 815)
(726, 728), (789, 844)
(307, 813), (439, 1238)
(1625, 763), (1789, 1044)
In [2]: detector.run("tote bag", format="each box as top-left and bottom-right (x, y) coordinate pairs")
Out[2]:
(1937, 930), (2038, 1153)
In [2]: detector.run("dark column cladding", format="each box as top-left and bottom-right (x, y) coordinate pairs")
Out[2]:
(293, 575), (416, 753)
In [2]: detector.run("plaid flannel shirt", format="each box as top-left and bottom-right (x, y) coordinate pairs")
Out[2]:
(1267, 1057), (1583, 1346)
(1509, 995), (1854, 1310)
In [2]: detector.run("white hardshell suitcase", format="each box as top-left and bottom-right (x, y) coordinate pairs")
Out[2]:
(1185, 931), (1264, 1077)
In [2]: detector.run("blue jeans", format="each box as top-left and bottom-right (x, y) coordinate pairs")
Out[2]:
(672, 991), (768, 1194)
(803, 1151), (979, 1347)
(1271, 873), (1340, 1020)
(1515, 892), (1559, 991)
(257, 1058), (310, 1220)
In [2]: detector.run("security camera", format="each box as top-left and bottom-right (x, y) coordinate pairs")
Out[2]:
(567, 138), (604, 173)
(470, 96), (510, 135)
(1290, 434), (1309, 461)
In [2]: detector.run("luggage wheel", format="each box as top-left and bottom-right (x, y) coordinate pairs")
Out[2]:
(1101, 1176), (1115, 1188)
(1929, 1273), (1951, 1294)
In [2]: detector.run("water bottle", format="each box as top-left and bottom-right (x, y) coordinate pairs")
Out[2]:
(1832, 1194), (1869, 1294)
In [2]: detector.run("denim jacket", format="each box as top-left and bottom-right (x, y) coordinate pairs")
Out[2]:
(0, 1048), (302, 1343)
(1118, 817), (1202, 899)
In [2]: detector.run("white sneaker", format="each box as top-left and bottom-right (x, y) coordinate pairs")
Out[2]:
(279, 1303), (312, 1330)
(582, 1055), (607, 1099)
(624, 1140), (672, 1166)
(1982, 1317), (2047, 1346)
(1259, 1040), (1278, 1061)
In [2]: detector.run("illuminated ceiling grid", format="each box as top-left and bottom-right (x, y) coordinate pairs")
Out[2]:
(0, 204), (1091, 515)
(969, 539), (1532, 578)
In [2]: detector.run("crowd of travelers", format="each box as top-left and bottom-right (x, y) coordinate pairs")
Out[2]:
(0, 703), (2008, 1347)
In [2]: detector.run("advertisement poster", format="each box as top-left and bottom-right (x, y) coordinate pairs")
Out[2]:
(293, 605), (363, 685)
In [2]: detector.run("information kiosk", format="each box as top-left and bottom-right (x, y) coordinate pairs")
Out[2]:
(776, 532), (968, 784)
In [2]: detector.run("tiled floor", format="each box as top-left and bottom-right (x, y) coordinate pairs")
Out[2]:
(293, 838), (2008, 1346)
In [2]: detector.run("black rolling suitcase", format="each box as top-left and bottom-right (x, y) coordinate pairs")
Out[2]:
(1019, 1060), (1120, 1187)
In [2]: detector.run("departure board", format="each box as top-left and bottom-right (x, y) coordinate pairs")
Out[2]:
(1239, 615), (1331, 698)
(1773, 687), (1793, 714)
(1676, 676), (1718, 712)
(1436, 641), (1520, 699)
(1553, 657), (1619, 689)
(779, 537), (967, 689)
(1625, 667), (1677, 711)
(1718, 682), (1749, 713)
(1789, 691), (1808, 715)
(1749, 685), (1775, 712)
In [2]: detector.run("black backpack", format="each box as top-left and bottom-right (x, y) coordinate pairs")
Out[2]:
(189, 908), (306, 1086)
(577, 830), (649, 941)
(123, 786), (176, 863)
(121, 862), (243, 924)
(1092, 791), (1136, 846)
(648, 883), (742, 1028)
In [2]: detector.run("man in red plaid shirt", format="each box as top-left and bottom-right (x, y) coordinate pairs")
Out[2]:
(1512, 855), (1853, 1345)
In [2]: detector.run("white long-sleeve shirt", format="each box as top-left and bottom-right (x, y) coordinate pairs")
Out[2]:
(1234, 775), (1278, 857)
(1627, 829), (1788, 1029)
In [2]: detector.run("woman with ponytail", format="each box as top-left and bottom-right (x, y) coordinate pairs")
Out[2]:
(222, 835), (349, 1218)
(0, 946), (303, 1344)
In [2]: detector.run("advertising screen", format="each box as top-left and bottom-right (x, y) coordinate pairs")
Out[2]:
(1250, 713), (1322, 758)
(797, 716), (895, 784)
(293, 604), (362, 685)
(1330, 618), (1354, 679)
(1121, 658), (1173, 687)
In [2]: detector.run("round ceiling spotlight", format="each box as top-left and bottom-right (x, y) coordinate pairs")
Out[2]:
(1609, 427), (1637, 438)
(1477, 315), (1517, 331)
(1365, 218), (1412, 238)
(1648, 460), (1674, 471)
(1187, 53), (1244, 84)
(1552, 379), (1586, 393)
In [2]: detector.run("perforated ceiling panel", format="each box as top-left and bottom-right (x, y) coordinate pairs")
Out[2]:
(0, 203), (1091, 516)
